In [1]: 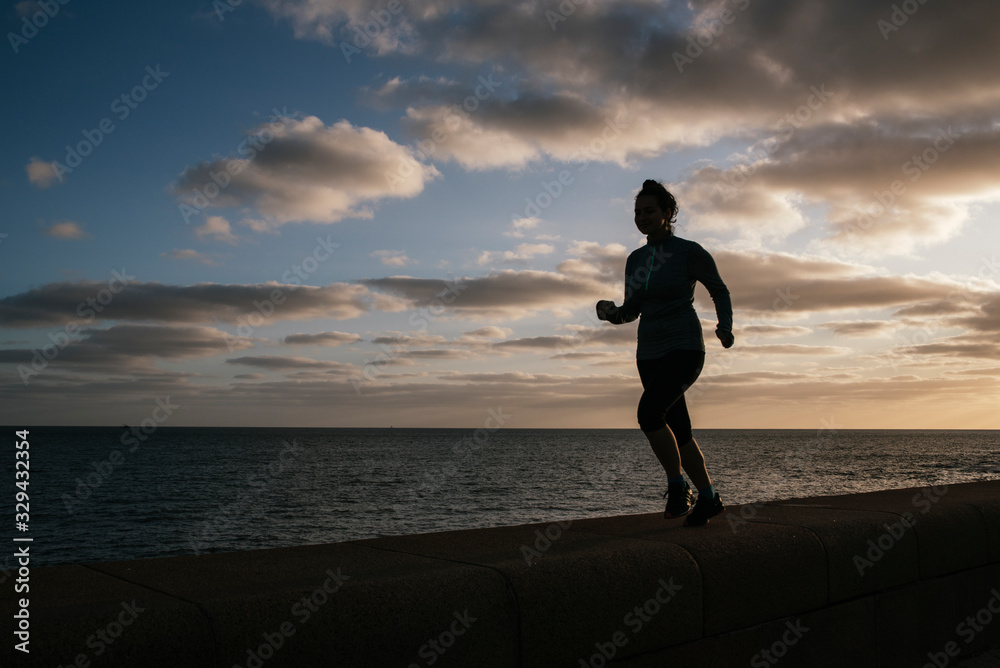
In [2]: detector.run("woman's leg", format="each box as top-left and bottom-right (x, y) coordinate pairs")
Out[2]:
(643, 425), (682, 478)
(661, 385), (712, 490)
(636, 351), (705, 479)
(679, 437), (711, 491)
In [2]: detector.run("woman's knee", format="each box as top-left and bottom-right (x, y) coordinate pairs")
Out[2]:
(671, 424), (693, 446)
(637, 411), (666, 432)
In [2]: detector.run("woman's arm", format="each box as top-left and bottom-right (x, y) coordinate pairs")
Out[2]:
(689, 244), (734, 346)
(599, 253), (640, 324)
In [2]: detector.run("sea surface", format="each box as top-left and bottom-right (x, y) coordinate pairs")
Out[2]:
(4, 426), (999, 569)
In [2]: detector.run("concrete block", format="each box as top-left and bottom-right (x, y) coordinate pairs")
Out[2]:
(876, 575), (964, 668)
(90, 542), (516, 667)
(754, 597), (877, 668)
(933, 484), (1000, 563)
(0, 564), (213, 668)
(357, 520), (702, 668)
(738, 503), (920, 602)
(948, 564), (1000, 658)
(613, 625), (763, 667)
(8, 481), (997, 667)
(773, 485), (989, 579)
(570, 511), (827, 635)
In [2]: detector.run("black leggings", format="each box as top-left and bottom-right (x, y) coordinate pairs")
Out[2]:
(636, 350), (705, 444)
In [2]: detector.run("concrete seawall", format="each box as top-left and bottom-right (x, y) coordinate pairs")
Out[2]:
(4, 480), (999, 667)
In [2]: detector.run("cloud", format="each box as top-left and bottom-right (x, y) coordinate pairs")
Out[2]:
(371, 333), (449, 347)
(461, 326), (512, 339)
(43, 220), (88, 240)
(226, 355), (356, 371)
(0, 324), (253, 371)
(680, 124), (1000, 253)
(262, 0), (999, 148)
(258, 0), (1000, 253)
(0, 280), (380, 328)
(402, 348), (475, 359)
(505, 217), (541, 239)
(819, 320), (900, 337)
(80, 324), (252, 359)
(195, 216), (241, 245)
(476, 243), (554, 266)
(557, 241), (628, 283)
(897, 333), (1000, 360)
(712, 250), (969, 316)
(740, 324), (812, 338)
(172, 116), (440, 228)
(15, 2), (42, 17)
(26, 157), (61, 188)
(362, 268), (601, 319)
(283, 331), (362, 346)
(371, 249), (413, 267)
(161, 249), (218, 265)
(736, 344), (854, 356)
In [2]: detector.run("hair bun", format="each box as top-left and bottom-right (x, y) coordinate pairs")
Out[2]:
(642, 179), (659, 188)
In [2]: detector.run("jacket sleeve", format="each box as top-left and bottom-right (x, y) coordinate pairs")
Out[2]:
(608, 252), (640, 324)
(689, 244), (733, 332)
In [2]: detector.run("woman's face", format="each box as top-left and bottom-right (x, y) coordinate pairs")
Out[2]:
(634, 195), (667, 237)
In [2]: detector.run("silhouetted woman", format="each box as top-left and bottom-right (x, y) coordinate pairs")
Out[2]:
(597, 179), (734, 526)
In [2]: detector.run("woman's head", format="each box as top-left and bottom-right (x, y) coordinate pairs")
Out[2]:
(634, 179), (677, 239)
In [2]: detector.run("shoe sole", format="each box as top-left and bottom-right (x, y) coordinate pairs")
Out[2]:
(683, 506), (725, 527)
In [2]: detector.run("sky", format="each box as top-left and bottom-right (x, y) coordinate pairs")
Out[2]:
(2, 0), (1000, 429)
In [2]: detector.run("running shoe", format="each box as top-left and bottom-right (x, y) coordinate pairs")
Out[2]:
(683, 492), (725, 527)
(663, 480), (693, 519)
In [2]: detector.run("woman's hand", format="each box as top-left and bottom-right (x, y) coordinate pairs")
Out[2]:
(596, 300), (618, 321)
(716, 328), (735, 348)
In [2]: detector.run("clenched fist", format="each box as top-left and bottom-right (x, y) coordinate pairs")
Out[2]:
(716, 328), (735, 348)
(596, 300), (618, 321)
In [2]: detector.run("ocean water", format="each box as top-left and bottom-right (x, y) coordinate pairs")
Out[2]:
(3, 426), (999, 569)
